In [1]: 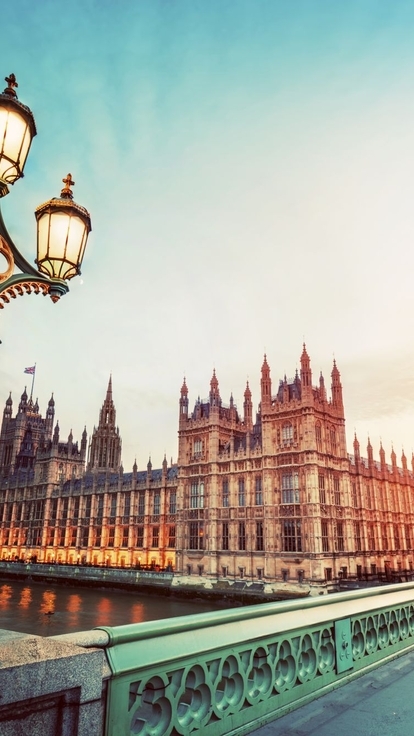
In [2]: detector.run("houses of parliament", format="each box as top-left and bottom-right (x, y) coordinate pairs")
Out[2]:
(0, 345), (413, 585)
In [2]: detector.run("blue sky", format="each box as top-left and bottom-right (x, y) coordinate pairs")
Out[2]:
(2, 0), (414, 469)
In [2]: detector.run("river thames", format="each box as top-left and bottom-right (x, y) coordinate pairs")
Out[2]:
(0, 579), (218, 637)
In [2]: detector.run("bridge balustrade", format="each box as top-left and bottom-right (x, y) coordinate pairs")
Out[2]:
(65, 582), (414, 736)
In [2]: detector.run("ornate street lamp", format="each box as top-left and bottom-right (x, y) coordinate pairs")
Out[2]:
(0, 74), (91, 308)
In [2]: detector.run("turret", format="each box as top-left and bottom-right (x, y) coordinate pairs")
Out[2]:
(3, 393), (12, 421)
(80, 426), (87, 462)
(147, 456), (152, 481)
(319, 372), (326, 403)
(229, 393), (237, 422)
(18, 388), (28, 413)
(68, 429), (73, 454)
(260, 355), (271, 408)
(331, 359), (344, 414)
(379, 442), (386, 471)
(162, 454), (168, 477)
(45, 394), (55, 438)
(300, 344), (312, 387)
(402, 449), (408, 472)
(209, 369), (221, 408)
(179, 378), (189, 421)
(282, 375), (289, 403)
(53, 421), (60, 446)
(353, 432), (360, 461)
(367, 437), (374, 468)
(243, 381), (253, 430)
(391, 446), (397, 470)
(300, 344), (313, 404)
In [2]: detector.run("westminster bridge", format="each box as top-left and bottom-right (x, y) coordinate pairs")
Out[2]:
(1, 582), (414, 735)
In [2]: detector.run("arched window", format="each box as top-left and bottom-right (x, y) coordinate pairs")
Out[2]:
(282, 423), (293, 445)
(315, 423), (322, 452)
(193, 438), (203, 458)
(330, 428), (337, 455)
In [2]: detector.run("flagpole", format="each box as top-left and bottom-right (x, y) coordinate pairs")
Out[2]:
(30, 364), (36, 401)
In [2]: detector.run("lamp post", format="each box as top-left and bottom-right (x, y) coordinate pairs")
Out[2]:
(0, 73), (91, 308)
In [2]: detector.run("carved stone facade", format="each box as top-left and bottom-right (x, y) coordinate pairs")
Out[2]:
(0, 347), (413, 582)
(176, 346), (414, 582)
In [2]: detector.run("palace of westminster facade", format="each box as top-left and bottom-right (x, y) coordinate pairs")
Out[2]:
(0, 345), (413, 584)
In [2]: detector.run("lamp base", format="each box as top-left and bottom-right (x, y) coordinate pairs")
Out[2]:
(48, 279), (68, 303)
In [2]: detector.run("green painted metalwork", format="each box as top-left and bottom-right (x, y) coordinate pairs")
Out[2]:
(97, 583), (414, 736)
(335, 618), (353, 673)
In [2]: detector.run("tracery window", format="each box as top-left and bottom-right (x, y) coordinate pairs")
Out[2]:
(238, 479), (245, 507)
(255, 476), (263, 505)
(222, 479), (229, 507)
(282, 520), (302, 552)
(190, 481), (204, 509)
(282, 473), (299, 503)
(282, 423), (293, 444)
(238, 522), (246, 550)
(256, 521), (264, 551)
(189, 521), (204, 550)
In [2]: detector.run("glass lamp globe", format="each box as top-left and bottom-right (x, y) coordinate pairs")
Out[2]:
(35, 174), (92, 281)
(0, 74), (36, 197)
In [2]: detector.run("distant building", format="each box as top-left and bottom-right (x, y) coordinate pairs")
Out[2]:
(0, 378), (177, 569)
(0, 346), (413, 582)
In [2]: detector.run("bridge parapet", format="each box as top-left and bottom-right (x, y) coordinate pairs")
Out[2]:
(87, 583), (414, 736)
(4, 583), (414, 736)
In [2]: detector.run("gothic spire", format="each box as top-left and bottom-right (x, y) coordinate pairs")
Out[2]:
(260, 354), (271, 407)
(86, 377), (122, 472)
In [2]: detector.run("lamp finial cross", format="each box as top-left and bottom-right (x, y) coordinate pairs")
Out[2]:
(61, 173), (75, 200)
(3, 74), (18, 98)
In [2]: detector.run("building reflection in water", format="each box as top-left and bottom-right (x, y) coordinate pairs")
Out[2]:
(0, 580), (215, 636)
(0, 584), (12, 609)
(67, 594), (81, 613)
(18, 586), (32, 609)
(40, 590), (56, 614)
(131, 603), (145, 623)
(67, 593), (82, 629)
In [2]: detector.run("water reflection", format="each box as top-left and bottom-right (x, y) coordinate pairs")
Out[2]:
(0, 584), (12, 608)
(0, 580), (217, 636)
(66, 593), (82, 629)
(40, 590), (56, 615)
(18, 587), (32, 609)
(67, 594), (81, 613)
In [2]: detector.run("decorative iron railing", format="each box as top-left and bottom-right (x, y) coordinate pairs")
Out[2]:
(69, 582), (414, 736)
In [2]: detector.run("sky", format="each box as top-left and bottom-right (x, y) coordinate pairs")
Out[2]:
(1, 0), (414, 470)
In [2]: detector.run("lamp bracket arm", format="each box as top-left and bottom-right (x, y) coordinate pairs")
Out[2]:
(0, 203), (40, 278)
(0, 272), (68, 309)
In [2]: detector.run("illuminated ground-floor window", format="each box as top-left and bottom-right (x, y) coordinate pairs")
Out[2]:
(189, 521), (204, 550)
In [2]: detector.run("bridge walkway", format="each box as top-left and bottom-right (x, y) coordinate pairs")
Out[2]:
(250, 649), (414, 736)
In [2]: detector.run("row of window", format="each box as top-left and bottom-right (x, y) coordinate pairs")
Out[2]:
(0, 491), (177, 523)
(193, 422), (336, 457)
(187, 520), (301, 553)
(0, 524), (177, 550)
(220, 477), (263, 507)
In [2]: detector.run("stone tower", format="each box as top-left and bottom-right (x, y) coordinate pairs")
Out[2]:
(0, 389), (55, 477)
(87, 376), (122, 472)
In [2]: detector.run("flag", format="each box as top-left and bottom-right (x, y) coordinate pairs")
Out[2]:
(24, 366), (35, 375)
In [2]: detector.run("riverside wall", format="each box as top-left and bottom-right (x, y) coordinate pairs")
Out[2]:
(0, 560), (310, 605)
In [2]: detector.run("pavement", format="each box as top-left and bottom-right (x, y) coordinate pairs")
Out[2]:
(250, 650), (414, 736)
